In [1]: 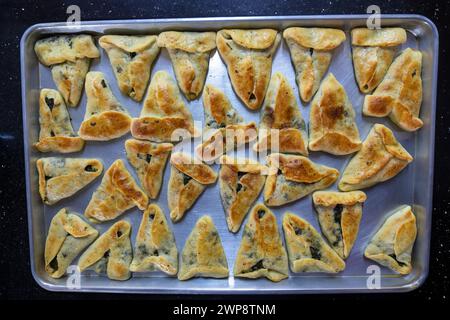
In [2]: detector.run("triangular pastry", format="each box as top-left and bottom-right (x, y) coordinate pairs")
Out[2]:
(84, 159), (148, 223)
(37, 157), (103, 205)
(264, 153), (339, 206)
(78, 71), (132, 140)
(312, 191), (367, 259)
(34, 89), (84, 153)
(219, 156), (267, 233)
(309, 73), (361, 155)
(234, 204), (288, 282)
(167, 152), (217, 222)
(338, 124), (413, 191)
(99, 35), (160, 102)
(364, 205), (416, 274)
(196, 84), (257, 161)
(130, 204), (178, 275)
(178, 215), (228, 280)
(253, 72), (308, 155)
(283, 213), (346, 273)
(45, 208), (98, 278)
(351, 27), (407, 93)
(363, 48), (423, 131)
(78, 220), (132, 280)
(125, 139), (173, 199)
(216, 29), (281, 110)
(283, 27), (346, 102)
(157, 31), (216, 100)
(131, 71), (199, 142)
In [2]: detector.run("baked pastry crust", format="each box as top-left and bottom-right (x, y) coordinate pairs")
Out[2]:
(309, 73), (361, 155)
(364, 205), (416, 274)
(99, 35), (160, 101)
(84, 159), (148, 223)
(216, 29), (280, 110)
(157, 31), (216, 100)
(312, 191), (367, 259)
(264, 153), (339, 206)
(78, 71), (132, 140)
(37, 157), (103, 205)
(130, 204), (178, 275)
(338, 124), (413, 191)
(45, 208), (98, 278)
(234, 204), (288, 282)
(283, 27), (346, 102)
(78, 220), (132, 280)
(254, 72), (308, 155)
(283, 213), (346, 273)
(178, 215), (228, 280)
(363, 48), (423, 131)
(34, 89), (84, 153)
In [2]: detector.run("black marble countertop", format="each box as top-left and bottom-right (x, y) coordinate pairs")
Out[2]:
(1, 0), (449, 302)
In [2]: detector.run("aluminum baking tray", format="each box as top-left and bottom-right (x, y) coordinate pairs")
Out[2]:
(20, 15), (438, 294)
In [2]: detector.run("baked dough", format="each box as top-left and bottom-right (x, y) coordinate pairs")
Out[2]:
(338, 124), (413, 191)
(78, 220), (132, 280)
(34, 89), (84, 153)
(283, 213), (345, 273)
(351, 28), (406, 93)
(37, 157), (103, 205)
(78, 71), (132, 140)
(264, 153), (339, 206)
(364, 205), (416, 274)
(99, 35), (160, 101)
(283, 27), (346, 102)
(84, 159), (148, 223)
(309, 73), (361, 155)
(168, 153), (217, 222)
(363, 48), (423, 131)
(130, 204), (178, 275)
(216, 29), (281, 110)
(45, 208), (98, 278)
(234, 203), (288, 282)
(125, 139), (173, 199)
(253, 72), (308, 155)
(131, 71), (199, 142)
(312, 191), (367, 259)
(178, 215), (228, 280)
(157, 31), (216, 100)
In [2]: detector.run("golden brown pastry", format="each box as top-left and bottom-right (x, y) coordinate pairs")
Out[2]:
(365, 205), (416, 274)
(309, 73), (361, 155)
(264, 153), (339, 206)
(130, 204), (178, 275)
(130, 71), (199, 142)
(283, 213), (345, 273)
(168, 153), (217, 222)
(312, 191), (367, 259)
(78, 220), (132, 280)
(99, 35), (160, 101)
(125, 139), (173, 199)
(363, 48), (423, 131)
(78, 71), (132, 140)
(34, 89), (84, 153)
(157, 31), (216, 100)
(45, 208), (98, 278)
(351, 28), (406, 93)
(216, 29), (281, 110)
(37, 157), (103, 205)
(234, 204), (288, 282)
(283, 27), (346, 102)
(178, 215), (228, 280)
(338, 124), (413, 191)
(84, 159), (148, 223)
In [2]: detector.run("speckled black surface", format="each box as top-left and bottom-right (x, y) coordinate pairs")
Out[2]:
(0, 0), (448, 302)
